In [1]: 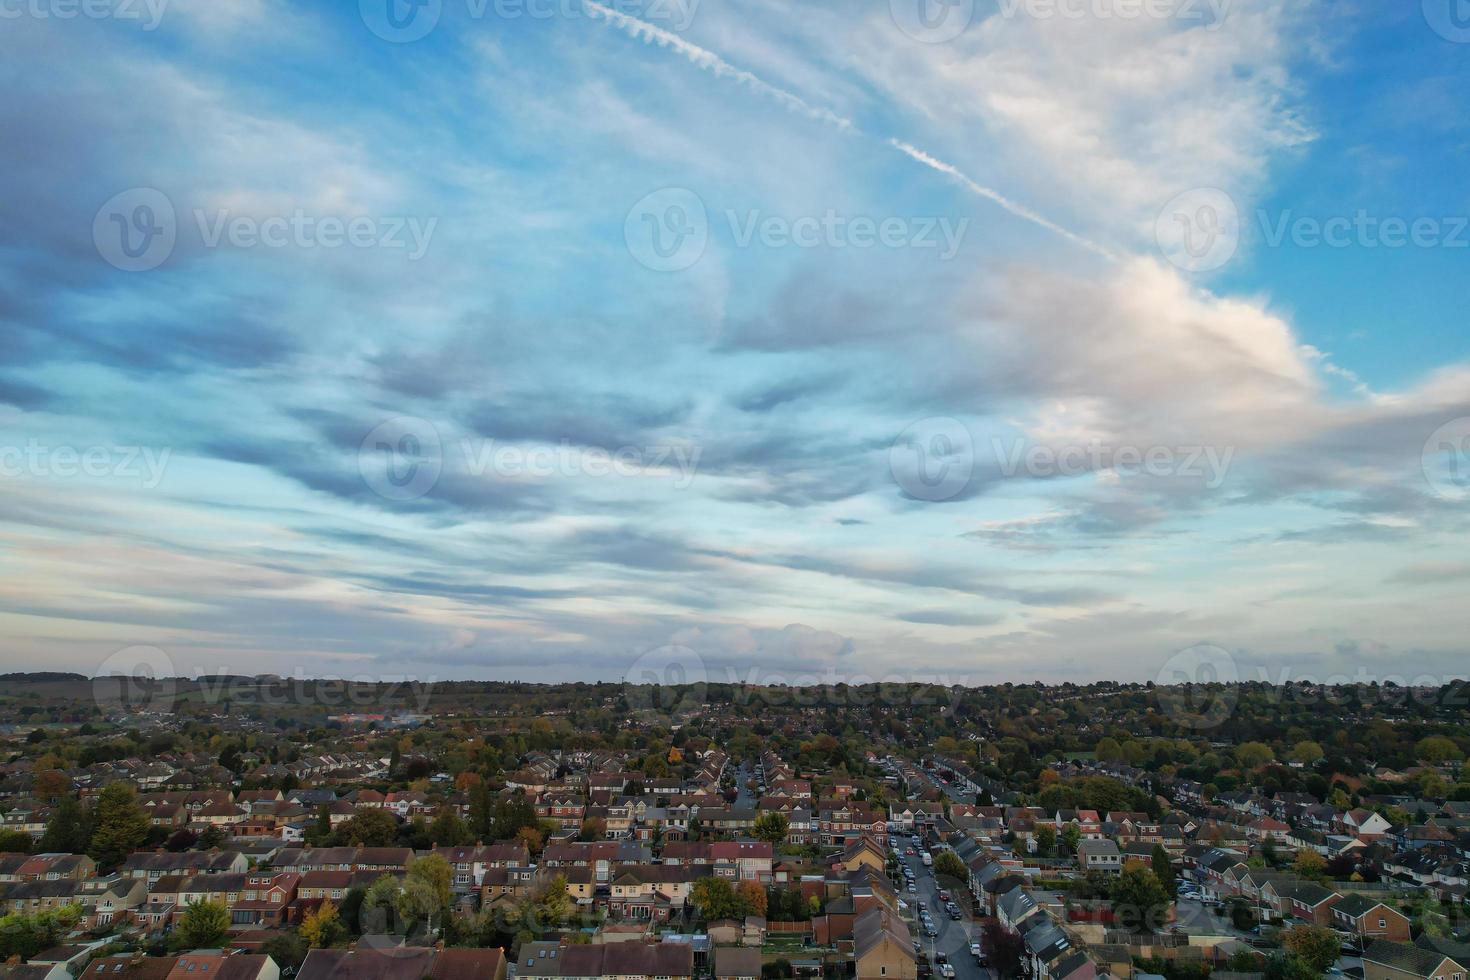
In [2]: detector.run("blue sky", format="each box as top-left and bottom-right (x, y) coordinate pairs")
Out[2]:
(2, 0), (1469, 688)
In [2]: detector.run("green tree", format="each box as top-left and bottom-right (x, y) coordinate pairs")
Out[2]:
(752, 811), (789, 845)
(1110, 864), (1170, 933)
(407, 853), (453, 911)
(40, 796), (90, 854)
(0, 905), (82, 960)
(336, 808), (399, 847)
(1236, 742), (1275, 770)
(361, 875), (403, 935)
(1290, 741), (1325, 766)
(1151, 845), (1176, 895)
(171, 899), (230, 950)
(87, 783), (149, 870)
(469, 780), (494, 840)
(1415, 736), (1464, 764)
(1059, 823), (1082, 855)
(429, 810), (471, 847)
(934, 849), (969, 882)
(1034, 824), (1057, 857)
(306, 805), (334, 846)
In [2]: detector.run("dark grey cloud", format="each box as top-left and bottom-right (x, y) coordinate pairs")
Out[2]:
(0, 377), (51, 409)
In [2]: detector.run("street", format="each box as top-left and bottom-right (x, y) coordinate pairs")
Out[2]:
(897, 842), (996, 980)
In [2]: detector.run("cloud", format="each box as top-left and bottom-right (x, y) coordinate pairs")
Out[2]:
(668, 622), (857, 672)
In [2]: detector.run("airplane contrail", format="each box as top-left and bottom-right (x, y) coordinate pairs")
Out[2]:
(887, 140), (1117, 261)
(584, 2), (1112, 260)
(583, 1), (856, 132)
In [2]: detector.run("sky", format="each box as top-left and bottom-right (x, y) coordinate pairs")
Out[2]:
(2, 0), (1469, 690)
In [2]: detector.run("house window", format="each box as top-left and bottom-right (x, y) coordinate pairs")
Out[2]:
(1378, 919), (1386, 928)
(881, 969), (887, 977)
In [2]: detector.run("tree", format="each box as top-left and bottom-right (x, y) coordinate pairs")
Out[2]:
(1283, 924), (1340, 975)
(39, 796), (90, 855)
(171, 899), (230, 950)
(1294, 850), (1328, 882)
(691, 876), (744, 921)
(1060, 823), (1081, 856)
(533, 873), (574, 930)
(361, 876), (403, 935)
(1034, 825), (1057, 857)
(982, 919), (1026, 979)
(259, 932), (309, 971)
(1416, 736), (1464, 764)
(1290, 742), (1325, 766)
(307, 805), (334, 847)
(336, 808), (399, 847)
(32, 770), (70, 802)
(300, 899), (344, 948)
(396, 853), (453, 936)
(934, 849), (969, 882)
(515, 824), (544, 854)
(1236, 743), (1275, 770)
(198, 825), (228, 850)
(0, 905), (83, 960)
(738, 880), (768, 918)
(752, 811), (790, 845)
(429, 810), (471, 847)
(1151, 845), (1176, 895)
(469, 780), (494, 840)
(88, 783), (149, 870)
(1095, 738), (1124, 762)
(1111, 864), (1170, 933)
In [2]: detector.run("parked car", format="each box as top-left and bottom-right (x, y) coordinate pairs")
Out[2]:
(940, 965), (956, 978)
(939, 890), (950, 902)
